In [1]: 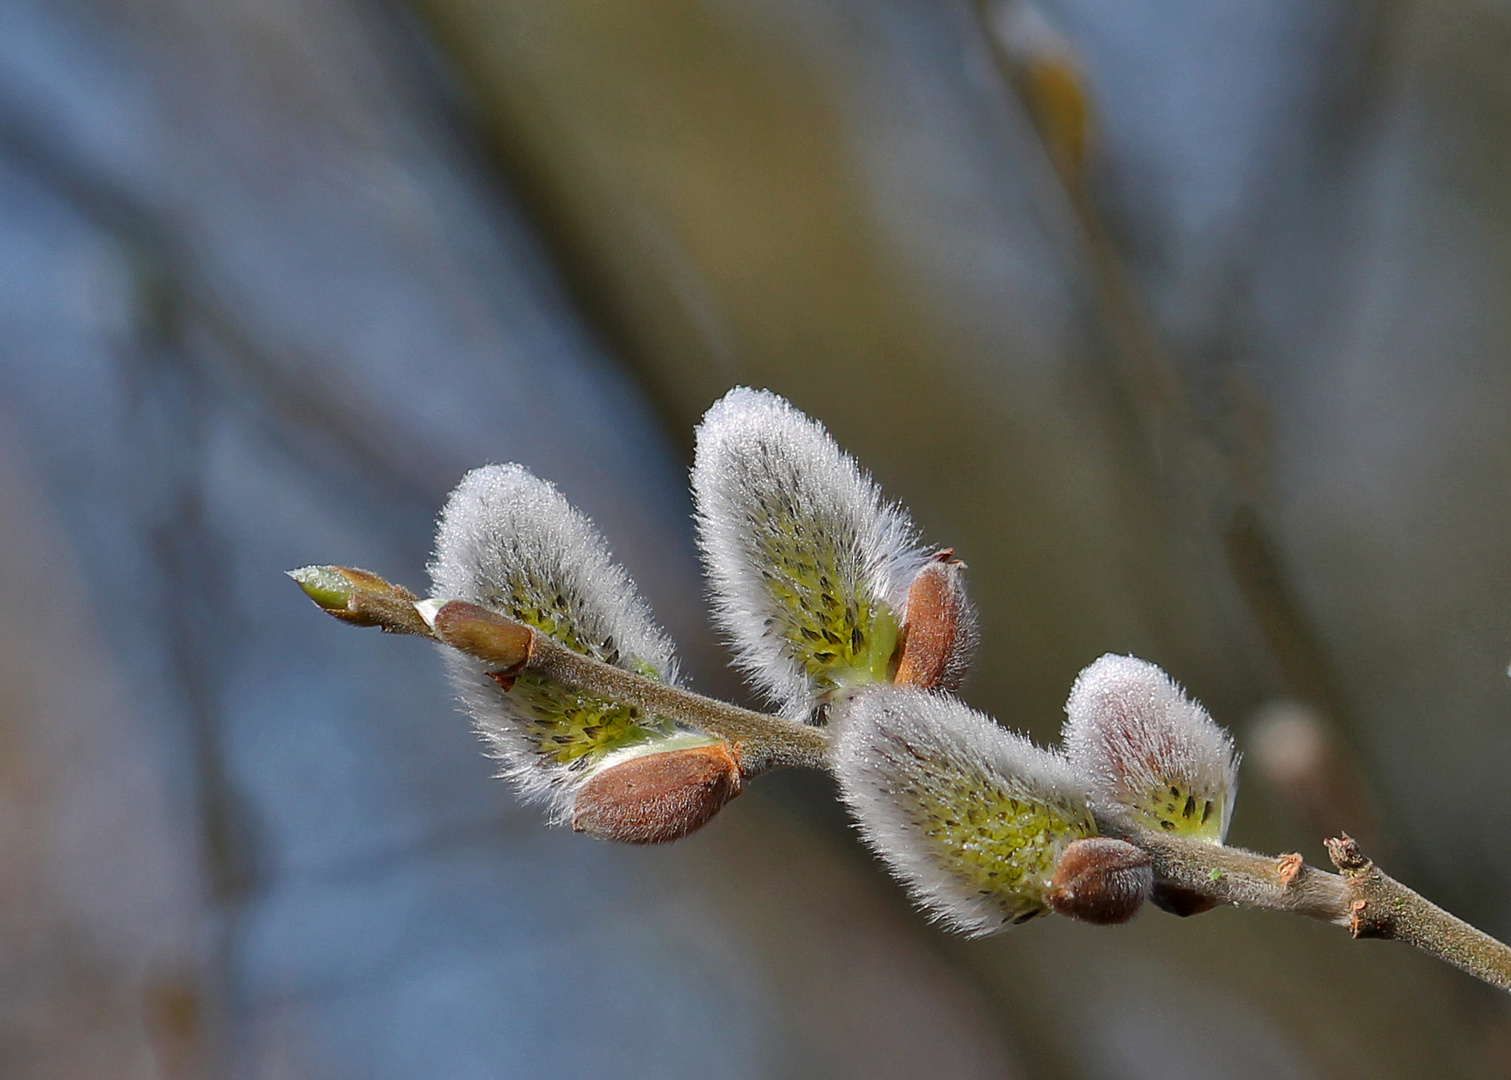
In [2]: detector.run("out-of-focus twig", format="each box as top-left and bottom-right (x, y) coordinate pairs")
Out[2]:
(975, 0), (1370, 818)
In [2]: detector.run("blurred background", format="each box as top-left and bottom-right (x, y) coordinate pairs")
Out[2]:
(2, 0), (1510, 1075)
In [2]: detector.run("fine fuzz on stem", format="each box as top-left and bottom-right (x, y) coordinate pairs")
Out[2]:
(429, 464), (718, 822)
(1063, 654), (1239, 844)
(692, 388), (930, 719)
(1125, 830), (1511, 991)
(831, 686), (1099, 936)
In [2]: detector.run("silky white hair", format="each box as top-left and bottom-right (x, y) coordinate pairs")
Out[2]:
(691, 388), (928, 719)
(429, 464), (681, 817)
(1062, 654), (1239, 843)
(831, 686), (1097, 936)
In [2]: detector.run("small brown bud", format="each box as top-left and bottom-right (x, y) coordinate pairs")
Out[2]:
(431, 600), (535, 675)
(1149, 883), (1219, 918)
(894, 550), (978, 692)
(1045, 837), (1153, 925)
(1324, 832), (1371, 873)
(571, 743), (742, 844)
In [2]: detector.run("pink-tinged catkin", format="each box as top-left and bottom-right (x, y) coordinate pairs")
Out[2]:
(1063, 654), (1239, 844)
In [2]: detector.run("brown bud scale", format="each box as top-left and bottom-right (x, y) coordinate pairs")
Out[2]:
(433, 600), (535, 674)
(571, 743), (742, 844)
(1045, 837), (1153, 925)
(894, 550), (977, 692)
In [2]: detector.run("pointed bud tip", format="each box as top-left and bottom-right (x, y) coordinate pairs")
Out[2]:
(287, 565), (358, 612)
(289, 565), (431, 634)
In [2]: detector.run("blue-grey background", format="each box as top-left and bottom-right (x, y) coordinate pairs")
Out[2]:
(1, 0), (1508, 1076)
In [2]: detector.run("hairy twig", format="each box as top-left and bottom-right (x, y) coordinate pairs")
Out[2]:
(427, 599), (829, 773)
(290, 569), (829, 773)
(1324, 835), (1511, 992)
(1118, 826), (1511, 992)
(518, 629), (829, 772)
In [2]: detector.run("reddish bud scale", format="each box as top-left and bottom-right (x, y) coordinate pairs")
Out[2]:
(571, 744), (743, 844)
(1045, 837), (1153, 925)
(894, 551), (977, 692)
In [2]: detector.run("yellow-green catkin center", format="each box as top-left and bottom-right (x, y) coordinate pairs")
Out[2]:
(754, 518), (898, 696)
(907, 762), (1097, 923)
(1131, 781), (1224, 842)
(482, 579), (672, 768)
(509, 675), (672, 766)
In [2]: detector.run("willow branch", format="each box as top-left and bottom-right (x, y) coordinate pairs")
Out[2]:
(289, 567), (1511, 992)
(545, 642), (827, 771)
(1114, 825), (1511, 993)
(288, 568), (828, 774)
(1323, 834), (1511, 992)
(432, 601), (829, 774)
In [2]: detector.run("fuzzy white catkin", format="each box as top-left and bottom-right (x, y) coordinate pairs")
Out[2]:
(1062, 654), (1240, 843)
(831, 686), (1098, 936)
(429, 464), (682, 818)
(691, 388), (929, 719)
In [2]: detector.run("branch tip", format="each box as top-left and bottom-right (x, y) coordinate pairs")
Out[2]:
(288, 565), (431, 636)
(1325, 833), (1371, 874)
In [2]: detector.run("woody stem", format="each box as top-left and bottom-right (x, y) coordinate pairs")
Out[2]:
(521, 631), (830, 773)
(1117, 827), (1511, 993)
